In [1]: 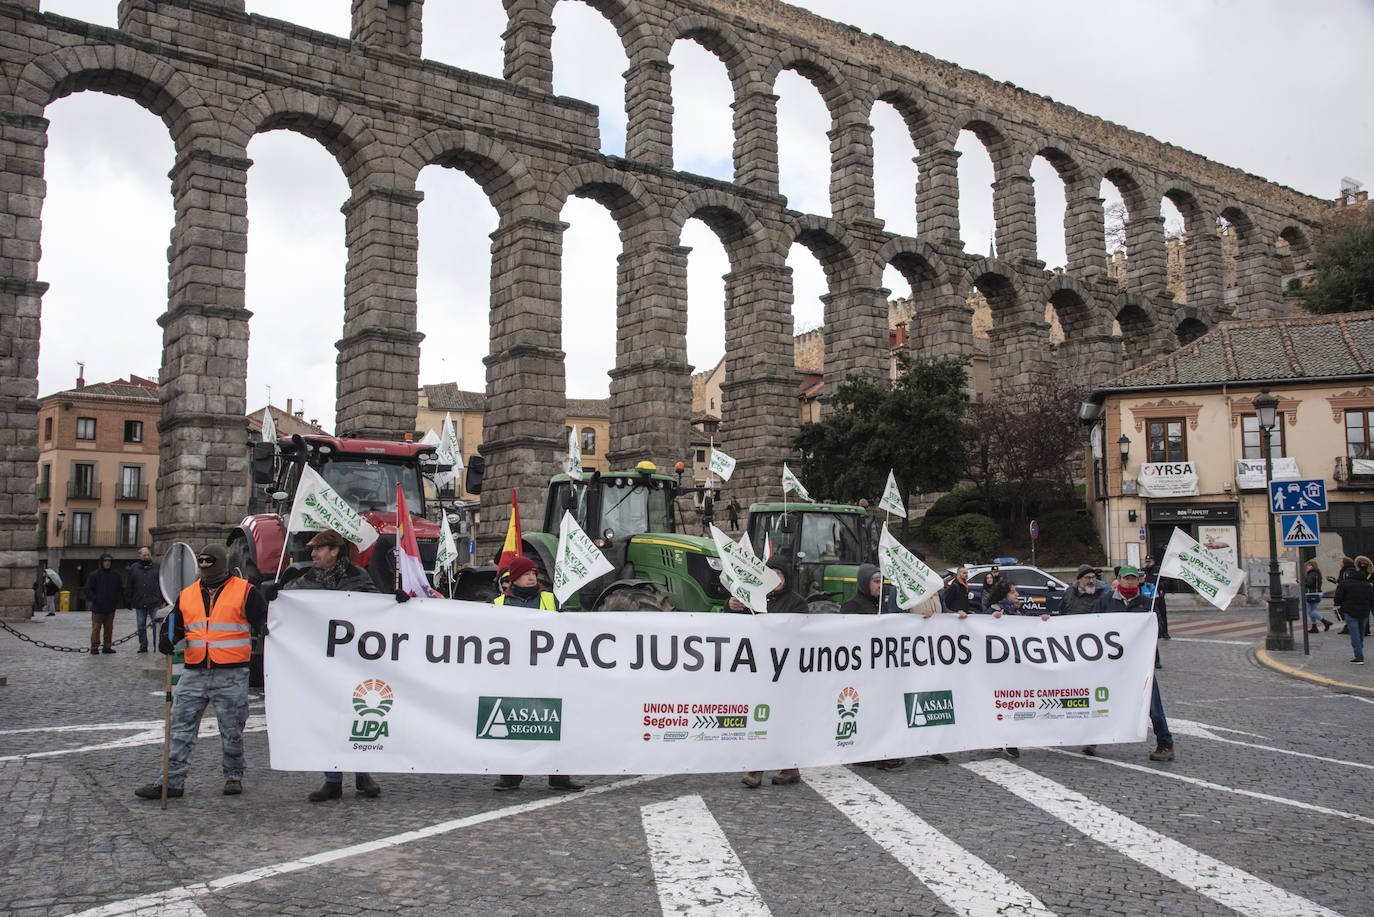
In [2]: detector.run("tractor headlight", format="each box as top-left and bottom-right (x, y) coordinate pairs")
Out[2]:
(706, 556), (723, 571)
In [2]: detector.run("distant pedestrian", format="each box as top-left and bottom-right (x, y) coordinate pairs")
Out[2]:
(1059, 565), (1103, 615)
(125, 546), (162, 653)
(941, 567), (971, 618)
(83, 553), (123, 654)
(1094, 565), (1175, 761)
(1304, 560), (1332, 633)
(1333, 556), (1373, 665)
(43, 574), (58, 615)
(727, 497), (740, 532)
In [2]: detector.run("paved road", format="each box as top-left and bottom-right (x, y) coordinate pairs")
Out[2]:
(2, 610), (1370, 916)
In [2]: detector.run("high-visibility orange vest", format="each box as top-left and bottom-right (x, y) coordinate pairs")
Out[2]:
(179, 577), (253, 666)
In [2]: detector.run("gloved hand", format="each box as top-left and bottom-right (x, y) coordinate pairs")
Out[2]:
(261, 581), (281, 602)
(158, 633), (175, 655)
(394, 589), (411, 603)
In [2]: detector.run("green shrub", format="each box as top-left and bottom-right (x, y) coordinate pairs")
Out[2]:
(921, 487), (986, 534)
(933, 513), (1001, 562)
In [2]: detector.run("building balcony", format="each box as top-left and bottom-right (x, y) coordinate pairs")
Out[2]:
(62, 528), (141, 549)
(115, 484), (149, 503)
(66, 481), (101, 500)
(1333, 456), (1374, 489)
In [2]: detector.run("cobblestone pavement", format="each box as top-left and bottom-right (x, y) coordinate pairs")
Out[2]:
(2, 610), (1370, 916)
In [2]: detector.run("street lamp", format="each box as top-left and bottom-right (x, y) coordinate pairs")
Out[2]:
(1254, 389), (1293, 651)
(1118, 434), (1131, 468)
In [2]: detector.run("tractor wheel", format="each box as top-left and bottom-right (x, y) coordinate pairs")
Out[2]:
(594, 586), (675, 612)
(229, 538), (262, 585)
(806, 598), (842, 614)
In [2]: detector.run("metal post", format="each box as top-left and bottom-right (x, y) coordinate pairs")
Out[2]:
(1261, 421), (1293, 651)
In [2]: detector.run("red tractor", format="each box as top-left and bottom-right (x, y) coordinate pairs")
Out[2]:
(229, 434), (444, 589)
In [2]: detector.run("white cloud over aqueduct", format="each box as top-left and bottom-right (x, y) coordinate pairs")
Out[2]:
(35, 0), (1374, 432)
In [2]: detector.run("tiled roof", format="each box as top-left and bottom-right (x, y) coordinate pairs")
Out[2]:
(248, 405), (329, 436)
(49, 375), (159, 402)
(566, 398), (609, 418)
(1098, 311), (1374, 393)
(423, 384), (486, 411)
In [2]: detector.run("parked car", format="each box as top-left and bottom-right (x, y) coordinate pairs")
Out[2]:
(945, 561), (1070, 615)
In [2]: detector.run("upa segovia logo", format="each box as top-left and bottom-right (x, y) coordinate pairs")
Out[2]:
(904, 690), (956, 728)
(835, 686), (860, 745)
(350, 678), (393, 748)
(476, 696), (563, 741)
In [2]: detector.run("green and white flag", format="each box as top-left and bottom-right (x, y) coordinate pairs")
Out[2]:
(286, 465), (380, 550)
(567, 426), (584, 480)
(260, 407), (277, 445)
(878, 525), (943, 609)
(710, 524), (779, 614)
(879, 469), (906, 518)
(420, 429), (440, 446)
(708, 447), (736, 482)
(554, 510), (613, 605)
(1158, 526), (1246, 610)
(436, 413), (463, 491)
(434, 508), (459, 573)
(782, 463), (812, 502)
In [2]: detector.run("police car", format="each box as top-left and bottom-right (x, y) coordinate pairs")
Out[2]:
(946, 559), (1070, 615)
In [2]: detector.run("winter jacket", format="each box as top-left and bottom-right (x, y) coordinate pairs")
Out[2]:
(942, 579), (971, 614)
(126, 559), (163, 607)
(1058, 583), (1104, 615)
(1334, 575), (1374, 619)
(495, 590), (557, 610)
(841, 563), (881, 614)
(283, 561), (378, 593)
(83, 559), (124, 613)
(1091, 585), (1150, 614)
(767, 588), (810, 614)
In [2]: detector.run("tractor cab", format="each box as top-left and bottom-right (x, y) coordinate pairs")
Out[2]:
(745, 503), (877, 609)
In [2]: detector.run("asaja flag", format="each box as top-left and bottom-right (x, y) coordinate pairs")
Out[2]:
(436, 413), (463, 490)
(553, 511), (614, 605)
(879, 470), (907, 518)
(782, 464), (812, 502)
(567, 426), (584, 480)
(498, 489), (523, 572)
(710, 524), (780, 614)
(1158, 527), (1246, 610)
(260, 407), (277, 445)
(434, 507), (459, 574)
(878, 525), (943, 609)
(708, 448), (736, 482)
(395, 484), (440, 598)
(420, 429), (440, 446)
(286, 465), (379, 551)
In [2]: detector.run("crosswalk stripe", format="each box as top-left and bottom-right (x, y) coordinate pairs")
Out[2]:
(804, 766), (1055, 917)
(963, 758), (1345, 917)
(1171, 718), (1374, 771)
(640, 795), (771, 916)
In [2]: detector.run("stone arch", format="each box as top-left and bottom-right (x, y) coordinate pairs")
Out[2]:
(1175, 308), (1212, 346)
(1113, 293), (1155, 339)
(227, 88), (385, 187)
(785, 214), (862, 288)
(1101, 162), (1154, 219)
(868, 82), (938, 150)
(879, 238), (970, 362)
(544, 161), (661, 231)
(762, 47), (855, 124)
(966, 258), (1024, 313)
(402, 129), (540, 221)
(669, 188), (772, 271)
(1278, 224), (1314, 273)
(560, 0), (658, 61)
(666, 15), (755, 95)
(1043, 275), (1099, 336)
(943, 108), (1019, 174)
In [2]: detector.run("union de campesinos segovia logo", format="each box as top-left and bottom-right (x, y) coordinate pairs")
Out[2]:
(835, 686), (860, 743)
(350, 678), (393, 747)
(904, 690), (956, 728)
(476, 696), (563, 741)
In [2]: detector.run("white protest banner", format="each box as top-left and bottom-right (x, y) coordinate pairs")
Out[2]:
(878, 525), (943, 609)
(1137, 462), (1199, 497)
(1234, 457), (1299, 490)
(1158, 526), (1246, 610)
(1354, 458), (1374, 476)
(554, 510), (614, 605)
(286, 466), (380, 551)
(420, 429), (440, 446)
(434, 508), (458, 574)
(782, 464), (812, 502)
(879, 470), (907, 518)
(436, 413), (463, 490)
(265, 592), (1158, 774)
(260, 407), (277, 445)
(708, 447), (736, 482)
(710, 524), (779, 614)
(566, 426), (584, 481)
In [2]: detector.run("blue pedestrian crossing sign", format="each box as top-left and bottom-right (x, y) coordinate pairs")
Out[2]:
(1269, 478), (1327, 514)
(1281, 513), (1320, 547)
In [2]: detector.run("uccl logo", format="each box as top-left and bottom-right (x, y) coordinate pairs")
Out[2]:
(835, 686), (860, 741)
(476, 696), (563, 741)
(350, 678), (393, 744)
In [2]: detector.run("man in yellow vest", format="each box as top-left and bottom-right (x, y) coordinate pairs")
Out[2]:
(134, 543), (267, 800)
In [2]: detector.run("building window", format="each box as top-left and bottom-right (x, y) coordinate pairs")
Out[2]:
(38, 463), (50, 501)
(696, 450), (706, 463)
(39, 511), (48, 543)
(1147, 418), (1187, 463)
(70, 511), (91, 546)
(581, 429), (596, 455)
(124, 420), (143, 443)
(76, 417), (96, 440)
(118, 512), (141, 547)
(44, 417), (52, 440)
(119, 465), (144, 500)
(1241, 414), (1285, 459)
(1346, 409), (1374, 458)
(70, 462), (97, 499)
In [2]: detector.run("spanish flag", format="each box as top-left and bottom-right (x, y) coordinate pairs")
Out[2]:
(498, 489), (522, 573)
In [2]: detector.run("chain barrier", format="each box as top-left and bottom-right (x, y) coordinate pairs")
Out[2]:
(0, 618), (145, 653)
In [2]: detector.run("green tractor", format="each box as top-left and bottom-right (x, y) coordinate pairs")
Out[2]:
(462, 462), (731, 611)
(744, 502), (879, 612)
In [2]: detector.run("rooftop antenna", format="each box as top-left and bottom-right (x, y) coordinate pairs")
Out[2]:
(987, 232), (996, 259)
(1340, 177), (1363, 204)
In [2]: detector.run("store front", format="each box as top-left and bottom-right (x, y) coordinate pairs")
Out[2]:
(1147, 502), (1240, 592)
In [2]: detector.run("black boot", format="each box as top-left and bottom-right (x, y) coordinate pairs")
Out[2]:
(355, 774), (380, 797)
(548, 775), (584, 792)
(308, 781), (342, 802)
(1323, 619), (1333, 631)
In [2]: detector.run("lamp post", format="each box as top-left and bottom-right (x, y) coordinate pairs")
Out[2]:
(1255, 389), (1293, 651)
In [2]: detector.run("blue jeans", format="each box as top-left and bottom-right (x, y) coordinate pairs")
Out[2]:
(1305, 600), (1322, 627)
(165, 666), (250, 789)
(134, 606), (158, 649)
(1150, 678), (1172, 749)
(1348, 615), (1367, 662)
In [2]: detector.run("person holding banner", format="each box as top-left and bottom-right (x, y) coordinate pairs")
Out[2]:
(941, 567), (972, 618)
(841, 565), (883, 615)
(1059, 565), (1103, 616)
(726, 558), (808, 615)
(1093, 565), (1175, 761)
(1332, 556), (1373, 665)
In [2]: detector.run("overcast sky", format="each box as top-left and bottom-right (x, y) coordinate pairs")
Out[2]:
(36, 0), (1374, 430)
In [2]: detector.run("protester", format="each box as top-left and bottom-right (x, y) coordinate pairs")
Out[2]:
(135, 544), (268, 800)
(1058, 565), (1103, 615)
(979, 567), (1002, 611)
(125, 546), (163, 653)
(1304, 560), (1333, 633)
(83, 553), (123, 654)
(1093, 565), (1174, 761)
(1333, 555), (1358, 634)
(984, 579), (1048, 759)
(492, 555), (583, 792)
(43, 572), (58, 615)
(840, 564), (882, 615)
(1333, 555), (1373, 665)
(275, 530), (384, 802)
(942, 567), (971, 618)
(726, 496), (740, 532)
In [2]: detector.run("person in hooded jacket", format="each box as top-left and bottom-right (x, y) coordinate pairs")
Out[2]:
(1333, 555), (1373, 664)
(1093, 564), (1174, 762)
(83, 553), (124, 654)
(125, 546), (162, 653)
(840, 564), (883, 615)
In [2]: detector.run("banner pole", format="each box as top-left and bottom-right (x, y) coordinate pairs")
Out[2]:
(160, 617), (173, 810)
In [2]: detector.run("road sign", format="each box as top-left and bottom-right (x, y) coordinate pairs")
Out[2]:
(1029, 520), (1039, 539)
(1269, 478), (1327, 514)
(1281, 513), (1320, 547)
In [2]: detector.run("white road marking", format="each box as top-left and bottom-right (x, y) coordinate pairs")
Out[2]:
(1171, 718), (1374, 771)
(1043, 748), (1374, 828)
(0, 716), (268, 763)
(804, 766), (1054, 917)
(69, 774), (662, 916)
(641, 795), (771, 916)
(964, 758), (1345, 917)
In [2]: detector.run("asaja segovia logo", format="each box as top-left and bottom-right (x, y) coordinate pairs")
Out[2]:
(835, 686), (859, 744)
(904, 690), (955, 728)
(476, 696), (563, 741)
(349, 678), (393, 748)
